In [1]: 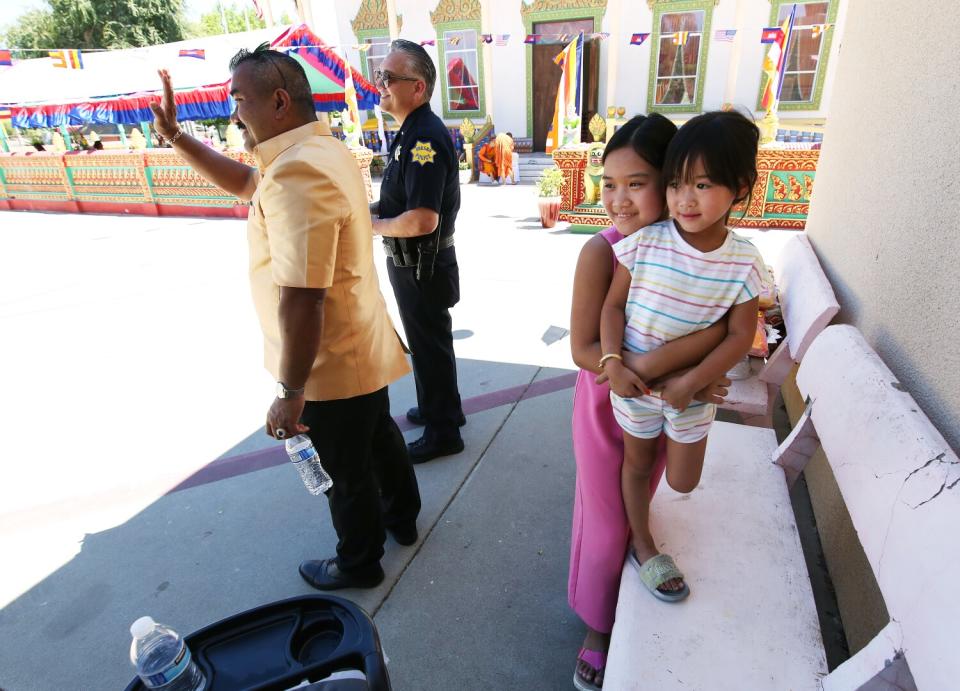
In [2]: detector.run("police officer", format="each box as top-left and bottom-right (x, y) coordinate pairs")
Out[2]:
(371, 39), (465, 464)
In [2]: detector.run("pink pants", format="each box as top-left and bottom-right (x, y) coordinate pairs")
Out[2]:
(568, 367), (667, 633)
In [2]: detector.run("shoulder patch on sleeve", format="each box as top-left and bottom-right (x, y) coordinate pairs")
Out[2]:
(410, 140), (437, 166)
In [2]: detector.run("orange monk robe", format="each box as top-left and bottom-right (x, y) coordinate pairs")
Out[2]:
(478, 141), (497, 179)
(493, 133), (514, 182)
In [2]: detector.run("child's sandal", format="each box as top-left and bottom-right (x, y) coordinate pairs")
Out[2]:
(629, 549), (690, 603)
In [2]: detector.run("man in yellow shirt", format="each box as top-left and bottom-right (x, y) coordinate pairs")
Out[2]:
(150, 45), (420, 590)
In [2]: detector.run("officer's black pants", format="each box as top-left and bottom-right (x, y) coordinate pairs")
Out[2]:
(300, 387), (421, 574)
(386, 245), (464, 442)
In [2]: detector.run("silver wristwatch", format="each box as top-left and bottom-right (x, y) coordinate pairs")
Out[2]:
(276, 381), (305, 399)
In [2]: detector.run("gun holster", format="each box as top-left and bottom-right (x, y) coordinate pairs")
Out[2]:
(383, 215), (443, 282)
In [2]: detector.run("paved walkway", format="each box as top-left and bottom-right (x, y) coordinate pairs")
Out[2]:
(0, 183), (794, 689)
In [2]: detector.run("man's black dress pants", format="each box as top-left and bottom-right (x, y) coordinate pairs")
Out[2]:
(386, 245), (464, 443)
(300, 386), (421, 575)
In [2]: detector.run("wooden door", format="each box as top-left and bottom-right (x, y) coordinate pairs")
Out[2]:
(531, 19), (596, 152)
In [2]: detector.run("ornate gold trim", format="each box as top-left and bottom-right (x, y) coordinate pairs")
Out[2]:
(352, 0), (390, 32)
(521, 0), (607, 17)
(430, 0), (482, 25)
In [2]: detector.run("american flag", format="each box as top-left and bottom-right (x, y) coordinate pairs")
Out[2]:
(495, 34), (510, 46)
(714, 29), (737, 42)
(178, 48), (206, 60)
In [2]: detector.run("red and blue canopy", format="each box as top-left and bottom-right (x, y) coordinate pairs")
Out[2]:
(2, 25), (379, 129)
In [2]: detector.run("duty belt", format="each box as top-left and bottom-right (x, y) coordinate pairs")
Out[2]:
(382, 221), (452, 281)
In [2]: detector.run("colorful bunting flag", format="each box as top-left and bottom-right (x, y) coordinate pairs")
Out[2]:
(356, 44), (372, 52)
(524, 35), (540, 44)
(761, 27), (784, 44)
(630, 33), (650, 46)
(419, 39), (436, 46)
(811, 23), (831, 39)
(715, 29), (737, 42)
(672, 31), (690, 46)
(0, 49), (12, 66)
(49, 49), (83, 69)
(480, 34), (493, 44)
(495, 34), (510, 46)
(448, 36), (461, 46)
(178, 48), (206, 60)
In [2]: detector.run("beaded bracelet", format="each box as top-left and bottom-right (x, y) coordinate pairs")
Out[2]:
(165, 128), (184, 145)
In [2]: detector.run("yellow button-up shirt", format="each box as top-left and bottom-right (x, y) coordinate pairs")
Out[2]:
(248, 121), (409, 401)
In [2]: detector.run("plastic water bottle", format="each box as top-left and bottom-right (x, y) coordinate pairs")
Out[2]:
(286, 434), (333, 495)
(130, 616), (205, 690)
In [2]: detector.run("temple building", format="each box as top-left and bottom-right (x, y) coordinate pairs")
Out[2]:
(316, 0), (848, 150)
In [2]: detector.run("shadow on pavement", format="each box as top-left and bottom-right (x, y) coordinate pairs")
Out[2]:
(0, 360), (582, 690)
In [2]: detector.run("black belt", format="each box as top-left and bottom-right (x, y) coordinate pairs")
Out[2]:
(436, 234), (455, 250)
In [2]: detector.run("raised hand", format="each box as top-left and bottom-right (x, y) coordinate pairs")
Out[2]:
(149, 69), (179, 140)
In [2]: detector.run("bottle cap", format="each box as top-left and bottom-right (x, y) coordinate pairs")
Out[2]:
(130, 616), (156, 638)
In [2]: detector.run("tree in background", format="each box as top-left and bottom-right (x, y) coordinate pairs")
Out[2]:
(187, 3), (268, 38)
(3, 0), (186, 56)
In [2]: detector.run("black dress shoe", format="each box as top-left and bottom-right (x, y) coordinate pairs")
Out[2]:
(386, 523), (418, 546)
(408, 435), (465, 464)
(298, 558), (384, 591)
(406, 406), (466, 427)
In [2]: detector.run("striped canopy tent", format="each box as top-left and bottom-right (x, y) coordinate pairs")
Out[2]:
(272, 25), (380, 111)
(0, 24), (379, 128)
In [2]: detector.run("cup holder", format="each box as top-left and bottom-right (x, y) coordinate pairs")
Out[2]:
(290, 611), (346, 664)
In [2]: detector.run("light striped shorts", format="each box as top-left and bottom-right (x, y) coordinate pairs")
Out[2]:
(610, 392), (715, 443)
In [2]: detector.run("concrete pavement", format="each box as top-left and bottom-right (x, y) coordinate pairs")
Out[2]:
(0, 182), (795, 690)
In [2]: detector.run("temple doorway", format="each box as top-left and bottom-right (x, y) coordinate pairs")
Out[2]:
(531, 19), (599, 152)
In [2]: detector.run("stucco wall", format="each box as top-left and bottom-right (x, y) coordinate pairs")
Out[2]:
(805, 0), (960, 452)
(798, 0), (960, 657)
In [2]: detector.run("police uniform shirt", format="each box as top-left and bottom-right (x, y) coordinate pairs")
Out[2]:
(248, 121), (410, 401)
(379, 102), (460, 238)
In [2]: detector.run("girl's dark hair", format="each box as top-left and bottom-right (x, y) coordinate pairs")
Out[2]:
(602, 113), (678, 173)
(662, 110), (760, 214)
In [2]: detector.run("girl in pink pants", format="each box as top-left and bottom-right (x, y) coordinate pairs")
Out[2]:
(568, 115), (729, 691)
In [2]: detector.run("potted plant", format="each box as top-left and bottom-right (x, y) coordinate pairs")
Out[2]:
(369, 155), (385, 179)
(535, 166), (564, 228)
(458, 159), (471, 185)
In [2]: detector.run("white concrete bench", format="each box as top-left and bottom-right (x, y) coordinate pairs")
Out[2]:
(605, 324), (959, 690)
(720, 233), (839, 426)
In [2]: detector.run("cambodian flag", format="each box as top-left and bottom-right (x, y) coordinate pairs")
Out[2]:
(179, 49), (206, 60)
(0, 49), (12, 66)
(630, 33), (649, 46)
(761, 28), (785, 44)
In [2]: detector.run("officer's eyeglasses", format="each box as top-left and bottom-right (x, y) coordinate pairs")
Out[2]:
(373, 70), (420, 88)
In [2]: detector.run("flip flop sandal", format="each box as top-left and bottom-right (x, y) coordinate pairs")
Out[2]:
(629, 549), (691, 603)
(573, 647), (606, 691)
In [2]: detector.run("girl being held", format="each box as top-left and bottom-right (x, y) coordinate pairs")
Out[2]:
(568, 115), (732, 691)
(600, 110), (767, 602)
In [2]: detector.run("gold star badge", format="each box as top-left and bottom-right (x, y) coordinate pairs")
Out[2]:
(410, 140), (437, 166)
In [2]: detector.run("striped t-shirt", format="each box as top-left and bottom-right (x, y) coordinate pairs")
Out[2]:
(612, 220), (767, 354)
